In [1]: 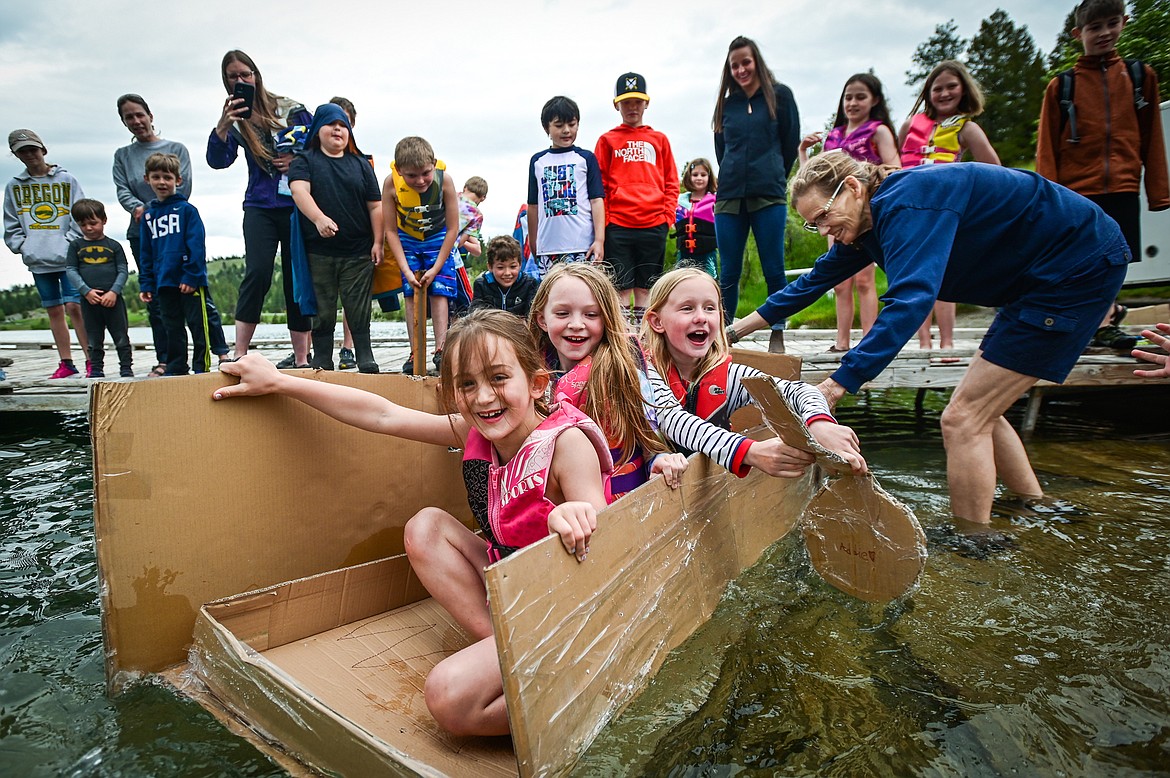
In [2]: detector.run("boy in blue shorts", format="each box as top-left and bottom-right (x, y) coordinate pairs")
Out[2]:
(382, 136), (460, 374)
(138, 152), (228, 376)
(526, 96), (605, 281)
(4, 129), (90, 378)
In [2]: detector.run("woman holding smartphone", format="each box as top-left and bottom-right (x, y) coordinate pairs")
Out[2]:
(206, 50), (313, 365)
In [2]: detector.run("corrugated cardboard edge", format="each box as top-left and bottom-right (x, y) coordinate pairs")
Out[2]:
(487, 454), (820, 777)
(91, 373), (469, 690)
(187, 554), (444, 778)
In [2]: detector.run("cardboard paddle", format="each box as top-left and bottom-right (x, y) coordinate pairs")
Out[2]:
(743, 375), (927, 603)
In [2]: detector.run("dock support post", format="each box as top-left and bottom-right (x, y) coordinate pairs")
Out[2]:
(1021, 388), (1044, 441)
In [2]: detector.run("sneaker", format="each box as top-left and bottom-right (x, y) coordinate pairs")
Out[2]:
(87, 366), (105, 378)
(338, 347), (357, 370)
(402, 353), (414, 374)
(276, 352), (297, 369)
(120, 368), (134, 378)
(85, 359), (93, 376)
(432, 349), (443, 370)
(1090, 325), (1137, 351)
(49, 361), (79, 379)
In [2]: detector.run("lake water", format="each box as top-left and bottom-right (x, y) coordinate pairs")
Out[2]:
(1, 387), (1167, 776)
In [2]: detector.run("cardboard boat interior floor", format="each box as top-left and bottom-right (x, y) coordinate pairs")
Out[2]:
(91, 358), (924, 777)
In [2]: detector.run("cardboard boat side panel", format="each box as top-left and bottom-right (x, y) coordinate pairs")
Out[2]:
(190, 555), (518, 777)
(487, 453), (818, 777)
(90, 373), (472, 688)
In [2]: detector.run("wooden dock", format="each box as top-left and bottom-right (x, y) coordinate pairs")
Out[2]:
(1, 326), (1154, 429)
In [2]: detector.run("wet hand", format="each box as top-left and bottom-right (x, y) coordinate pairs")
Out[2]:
(1133, 323), (1170, 379)
(809, 420), (868, 474)
(651, 453), (688, 490)
(745, 437), (815, 478)
(548, 501), (598, 562)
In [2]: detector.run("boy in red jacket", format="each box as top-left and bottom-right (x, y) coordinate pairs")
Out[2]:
(595, 73), (678, 328)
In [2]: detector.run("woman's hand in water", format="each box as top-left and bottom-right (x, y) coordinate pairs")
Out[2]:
(214, 353), (284, 399)
(744, 438), (815, 478)
(808, 420), (868, 474)
(651, 452), (689, 490)
(548, 501), (598, 562)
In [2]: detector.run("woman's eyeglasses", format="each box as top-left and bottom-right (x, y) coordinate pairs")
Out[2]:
(802, 180), (846, 233)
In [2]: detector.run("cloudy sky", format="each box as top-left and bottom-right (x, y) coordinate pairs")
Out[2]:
(0, 0), (1074, 291)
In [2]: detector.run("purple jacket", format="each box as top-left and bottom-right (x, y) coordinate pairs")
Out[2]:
(205, 99), (312, 210)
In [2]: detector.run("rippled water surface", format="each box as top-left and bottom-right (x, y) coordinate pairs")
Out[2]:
(1, 388), (1167, 776)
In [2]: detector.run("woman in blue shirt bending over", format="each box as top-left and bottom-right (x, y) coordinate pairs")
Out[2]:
(726, 153), (1130, 525)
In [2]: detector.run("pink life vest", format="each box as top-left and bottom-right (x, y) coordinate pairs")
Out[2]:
(462, 403), (613, 563)
(824, 119), (884, 164)
(900, 113), (969, 167)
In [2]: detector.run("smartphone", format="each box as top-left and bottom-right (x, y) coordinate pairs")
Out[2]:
(231, 82), (255, 120)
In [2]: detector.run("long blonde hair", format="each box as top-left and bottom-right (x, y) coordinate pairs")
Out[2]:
(640, 268), (729, 384)
(528, 263), (667, 466)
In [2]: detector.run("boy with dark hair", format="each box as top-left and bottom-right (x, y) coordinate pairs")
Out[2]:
(4, 128), (90, 378)
(1036, 0), (1168, 350)
(138, 152), (228, 375)
(65, 199), (133, 378)
(526, 96), (605, 280)
(288, 102), (383, 373)
(594, 73), (679, 327)
(382, 136), (460, 373)
(470, 235), (539, 319)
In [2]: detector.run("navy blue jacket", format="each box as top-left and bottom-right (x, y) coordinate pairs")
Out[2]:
(714, 83), (800, 201)
(470, 271), (539, 319)
(139, 193), (208, 293)
(757, 164), (1130, 392)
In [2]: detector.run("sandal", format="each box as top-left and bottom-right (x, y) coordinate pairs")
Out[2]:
(1110, 303), (1128, 327)
(148, 364), (166, 378)
(826, 345), (849, 353)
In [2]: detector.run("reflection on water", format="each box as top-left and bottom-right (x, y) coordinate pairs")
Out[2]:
(0, 414), (280, 777)
(0, 388), (1167, 776)
(576, 388), (1170, 776)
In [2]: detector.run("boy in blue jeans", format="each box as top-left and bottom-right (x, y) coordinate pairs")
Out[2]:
(382, 136), (460, 374)
(3, 129), (90, 377)
(138, 152), (228, 375)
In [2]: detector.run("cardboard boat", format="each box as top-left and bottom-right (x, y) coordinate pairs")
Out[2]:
(91, 357), (923, 777)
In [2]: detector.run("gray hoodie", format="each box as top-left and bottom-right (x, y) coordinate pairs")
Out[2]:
(3, 164), (85, 273)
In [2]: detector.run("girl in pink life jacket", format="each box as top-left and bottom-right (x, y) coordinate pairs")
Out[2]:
(798, 73), (900, 354)
(675, 158), (719, 278)
(528, 262), (689, 500)
(641, 268), (867, 476)
(213, 308), (610, 738)
(899, 60), (1000, 358)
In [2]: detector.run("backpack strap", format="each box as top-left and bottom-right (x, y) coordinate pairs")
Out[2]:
(1058, 69), (1079, 144)
(1125, 58), (1150, 110)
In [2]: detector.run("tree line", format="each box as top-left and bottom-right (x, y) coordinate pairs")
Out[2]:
(905, 0), (1168, 167)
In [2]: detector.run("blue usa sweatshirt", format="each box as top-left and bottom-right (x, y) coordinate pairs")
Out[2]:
(138, 193), (208, 293)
